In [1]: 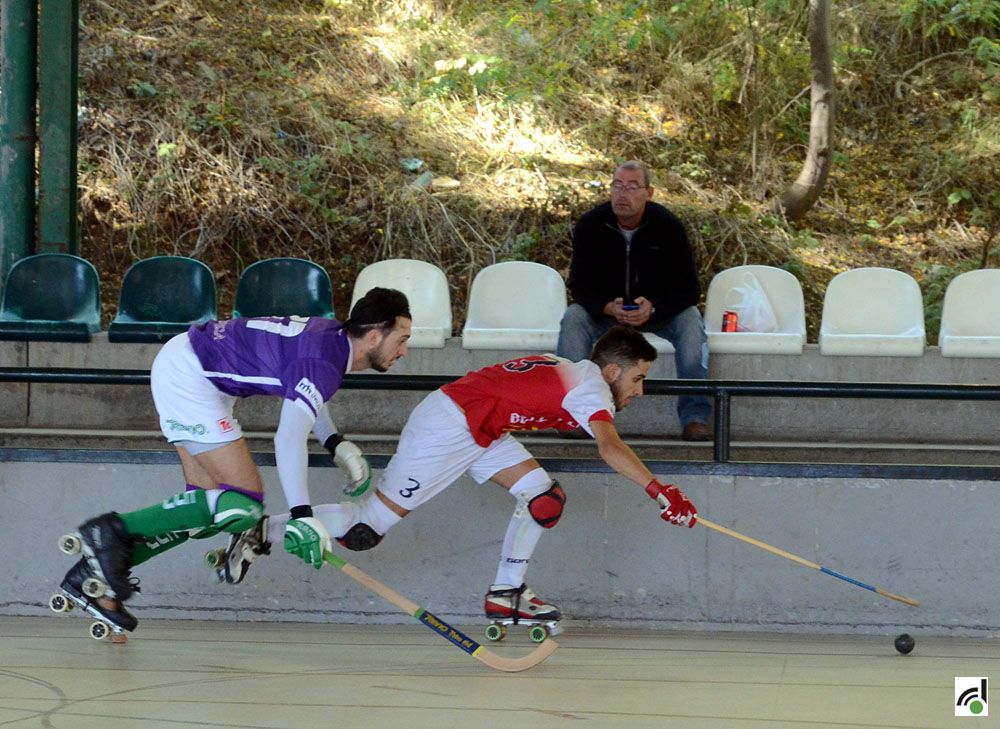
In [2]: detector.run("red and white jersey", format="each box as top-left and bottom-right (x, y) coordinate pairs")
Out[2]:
(441, 355), (615, 447)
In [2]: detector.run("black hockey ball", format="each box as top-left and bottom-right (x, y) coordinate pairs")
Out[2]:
(894, 633), (915, 655)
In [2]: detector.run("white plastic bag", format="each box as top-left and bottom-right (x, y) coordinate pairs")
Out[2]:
(723, 272), (778, 332)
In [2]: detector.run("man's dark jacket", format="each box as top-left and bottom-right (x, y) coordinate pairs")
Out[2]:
(567, 201), (700, 327)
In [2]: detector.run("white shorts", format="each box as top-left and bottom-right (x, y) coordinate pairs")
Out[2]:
(377, 390), (532, 510)
(150, 333), (244, 444)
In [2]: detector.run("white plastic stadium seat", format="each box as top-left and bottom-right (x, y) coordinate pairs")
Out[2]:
(462, 262), (567, 350)
(819, 267), (925, 356)
(938, 269), (1000, 358)
(705, 265), (806, 354)
(351, 259), (451, 348)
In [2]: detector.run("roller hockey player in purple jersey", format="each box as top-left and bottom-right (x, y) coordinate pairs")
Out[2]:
(54, 287), (411, 635)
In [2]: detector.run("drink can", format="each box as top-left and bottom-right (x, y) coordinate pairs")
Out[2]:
(722, 310), (738, 332)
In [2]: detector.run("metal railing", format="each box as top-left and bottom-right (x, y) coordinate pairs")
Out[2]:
(2, 367), (1000, 464)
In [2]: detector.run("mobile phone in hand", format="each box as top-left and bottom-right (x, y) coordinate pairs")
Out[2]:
(622, 303), (639, 311)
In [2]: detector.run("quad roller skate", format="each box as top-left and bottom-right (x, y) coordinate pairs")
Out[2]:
(483, 583), (563, 643)
(49, 558), (137, 642)
(205, 516), (271, 584)
(58, 512), (137, 600)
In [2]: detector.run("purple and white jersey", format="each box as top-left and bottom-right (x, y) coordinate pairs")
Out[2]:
(186, 316), (352, 418)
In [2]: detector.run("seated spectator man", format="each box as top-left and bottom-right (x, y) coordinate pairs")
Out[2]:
(557, 160), (711, 441)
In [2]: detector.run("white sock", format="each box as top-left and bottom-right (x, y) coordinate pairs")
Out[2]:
(493, 469), (552, 588)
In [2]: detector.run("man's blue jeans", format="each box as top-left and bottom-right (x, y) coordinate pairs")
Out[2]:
(556, 304), (711, 428)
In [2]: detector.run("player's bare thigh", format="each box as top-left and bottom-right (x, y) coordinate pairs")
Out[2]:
(175, 439), (264, 495)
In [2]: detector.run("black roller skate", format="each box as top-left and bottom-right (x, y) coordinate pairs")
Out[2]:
(59, 512), (137, 601)
(49, 558), (138, 642)
(205, 516), (271, 584)
(484, 583), (563, 643)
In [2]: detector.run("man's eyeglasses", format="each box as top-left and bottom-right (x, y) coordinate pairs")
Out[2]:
(610, 182), (647, 193)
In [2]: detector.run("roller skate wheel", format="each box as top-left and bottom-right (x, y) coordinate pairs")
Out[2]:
(82, 577), (107, 599)
(58, 534), (82, 555)
(204, 548), (226, 569)
(49, 593), (71, 613)
(547, 622), (563, 637)
(484, 623), (506, 642)
(89, 621), (110, 640)
(528, 625), (548, 643)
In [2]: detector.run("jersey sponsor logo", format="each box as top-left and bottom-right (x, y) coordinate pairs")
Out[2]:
(509, 412), (542, 425)
(294, 377), (323, 412)
(505, 414), (577, 430)
(217, 417), (234, 433)
(165, 418), (207, 436)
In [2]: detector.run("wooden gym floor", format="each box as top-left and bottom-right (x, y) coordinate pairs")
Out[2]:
(0, 616), (996, 729)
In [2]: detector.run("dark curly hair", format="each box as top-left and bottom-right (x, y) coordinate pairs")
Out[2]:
(344, 287), (411, 336)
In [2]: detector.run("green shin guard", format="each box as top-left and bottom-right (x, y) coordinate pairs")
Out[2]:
(120, 489), (214, 538)
(212, 490), (264, 534)
(130, 531), (190, 567)
(120, 488), (263, 540)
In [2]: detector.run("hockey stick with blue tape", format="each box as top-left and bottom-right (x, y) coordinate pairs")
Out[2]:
(697, 518), (919, 607)
(323, 551), (559, 671)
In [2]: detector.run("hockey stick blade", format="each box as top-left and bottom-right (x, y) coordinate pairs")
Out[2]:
(323, 551), (558, 672)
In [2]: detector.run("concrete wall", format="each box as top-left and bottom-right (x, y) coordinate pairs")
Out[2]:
(0, 341), (27, 428)
(4, 336), (1000, 443)
(4, 337), (998, 636)
(7, 456), (997, 637)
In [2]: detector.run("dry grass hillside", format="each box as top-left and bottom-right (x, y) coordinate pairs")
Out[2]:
(76, 0), (999, 338)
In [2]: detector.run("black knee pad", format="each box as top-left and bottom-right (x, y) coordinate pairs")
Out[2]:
(528, 481), (566, 529)
(337, 523), (383, 551)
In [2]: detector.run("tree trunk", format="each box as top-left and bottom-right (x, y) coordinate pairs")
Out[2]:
(774, 0), (834, 220)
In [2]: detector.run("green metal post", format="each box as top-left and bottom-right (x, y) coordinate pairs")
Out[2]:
(37, 0), (79, 254)
(0, 0), (38, 284)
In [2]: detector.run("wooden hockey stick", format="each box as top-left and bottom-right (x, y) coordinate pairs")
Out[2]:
(323, 551), (559, 672)
(697, 517), (920, 607)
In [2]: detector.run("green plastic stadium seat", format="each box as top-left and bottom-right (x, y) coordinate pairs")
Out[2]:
(0, 253), (101, 342)
(108, 256), (218, 343)
(233, 257), (335, 319)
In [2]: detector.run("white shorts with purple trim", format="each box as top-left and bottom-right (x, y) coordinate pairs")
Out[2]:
(150, 333), (244, 445)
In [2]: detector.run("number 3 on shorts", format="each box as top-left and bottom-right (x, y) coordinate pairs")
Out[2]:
(399, 477), (420, 499)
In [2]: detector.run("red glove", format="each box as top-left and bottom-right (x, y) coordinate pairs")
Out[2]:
(645, 480), (698, 528)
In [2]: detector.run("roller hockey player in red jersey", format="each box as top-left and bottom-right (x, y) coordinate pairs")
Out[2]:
(240, 325), (698, 635)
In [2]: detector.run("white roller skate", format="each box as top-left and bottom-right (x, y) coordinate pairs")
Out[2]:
(483, 583), (562, 643)
(49, 558), (137, 642)
(205, 516), (271, 584)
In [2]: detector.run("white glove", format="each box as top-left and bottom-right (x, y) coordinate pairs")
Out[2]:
(283, 516), (331, 569)
(328, 436), (372, 497)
